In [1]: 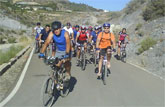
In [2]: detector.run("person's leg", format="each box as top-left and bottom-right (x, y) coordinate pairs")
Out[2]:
(107, 48), (112, 69)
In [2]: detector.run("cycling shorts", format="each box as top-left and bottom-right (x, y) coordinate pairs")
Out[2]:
(100, 47), (112, 56)
(55, 50), (72, 58)
(77, 40), (87, 45)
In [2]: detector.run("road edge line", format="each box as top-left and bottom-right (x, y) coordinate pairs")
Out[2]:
(127, 61), (165, 81)
(0, 47), (34, 107)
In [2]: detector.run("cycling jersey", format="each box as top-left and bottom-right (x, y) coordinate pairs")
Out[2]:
(91, 31), (98, 43)
(53, 29), (66, 51)
(119, 32), (128, 41)
(77, 31), (89, 41)
(97, 32), (115, 49)
(40, 29), (51, 40)
(34, 26), (43, 39)
(73, 29), (79, 40)
(63, 26), (73, 38)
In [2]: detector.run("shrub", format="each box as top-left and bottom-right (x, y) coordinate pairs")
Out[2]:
(8, 36), (16, 43)
(0, 36), (5, 44)
(19, 36), (29, 42)
(135, 23), (142, 31)
(138, 37), (157, 54)
(0, 45), (24, 65)
(125, 0), (146, 14)
(0, 27), (4, 32)
(143, 0), (165, 21)
(11, 30), (17, 34)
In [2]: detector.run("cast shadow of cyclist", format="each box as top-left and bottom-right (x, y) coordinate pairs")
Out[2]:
(51, 76), (77, 106)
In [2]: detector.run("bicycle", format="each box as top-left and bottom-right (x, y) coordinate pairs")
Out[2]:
(42, 56), (70, 107)
(79, 44), (86, 71)
(35, 39), (40, 53)
(119, 42), (128, 63)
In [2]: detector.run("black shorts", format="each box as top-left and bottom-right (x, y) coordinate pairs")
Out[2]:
(100, 47), (112, 56)
(77, 40), (87, 45)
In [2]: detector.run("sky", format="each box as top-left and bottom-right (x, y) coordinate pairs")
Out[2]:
(69, 0), (131, 11)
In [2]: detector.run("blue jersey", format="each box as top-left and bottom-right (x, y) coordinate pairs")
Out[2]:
(91, 31), (98, 43)
(53, 29), (66, 51)
(40, 29), (50, 40)
(73, 30), (78, 40)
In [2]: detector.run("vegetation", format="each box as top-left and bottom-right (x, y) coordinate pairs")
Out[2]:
(61, 1), (99, 12)
(0, 45), (24, 65)
(19, 36), (29, 42)
(8, 36), (16, 43)
(124, 0), (146, 14)
(142, 0), (165, 21)
(138, 37), (157, 54)
(135, 23), (142, 31)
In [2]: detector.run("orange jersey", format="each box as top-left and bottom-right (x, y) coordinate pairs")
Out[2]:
(97, 32), (115, 49)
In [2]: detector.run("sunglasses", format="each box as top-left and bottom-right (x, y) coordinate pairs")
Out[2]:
(104, 27), (110, 29)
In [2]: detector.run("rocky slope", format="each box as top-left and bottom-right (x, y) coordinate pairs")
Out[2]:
(109, 0), (165, 79)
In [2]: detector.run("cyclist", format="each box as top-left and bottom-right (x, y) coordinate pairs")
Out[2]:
(38, 25), (51, 51)
(96, 23), (116, 77)
(63, 22), (74, 56)
(73, 25), (80, 56)
(39, 21), (71, 80)
(89, 26), (100, 50)
(87, 26), (93, 38)
(117, 28), (130, 58)
(34, 22), (44, 40)
(75, 25), (89, 66)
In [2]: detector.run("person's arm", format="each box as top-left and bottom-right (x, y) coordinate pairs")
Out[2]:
(111, 33), (116, 49)
(75, 32), (80, 43)
(41, 32), (53, 53)
(126, 34), (130, 41)
(96, 34), (101, 49)
(64, 32), (71, 54)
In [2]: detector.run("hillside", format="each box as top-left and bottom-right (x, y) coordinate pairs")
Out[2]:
(109, 0), (165, 79)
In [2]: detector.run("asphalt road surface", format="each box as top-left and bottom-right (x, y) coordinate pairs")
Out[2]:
(4, 51), (164, 107)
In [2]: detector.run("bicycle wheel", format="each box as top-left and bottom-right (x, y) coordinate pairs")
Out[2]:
(102, 64), (107, 85)
(42, 77), (55, 107)
(81, 52), (86, 70)
(35, 41), (39, 53)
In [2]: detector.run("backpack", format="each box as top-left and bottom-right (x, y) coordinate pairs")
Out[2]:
(100, 32), (112, 45)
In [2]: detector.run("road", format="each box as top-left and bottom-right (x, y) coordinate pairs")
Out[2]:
(3, 51), (165, 107)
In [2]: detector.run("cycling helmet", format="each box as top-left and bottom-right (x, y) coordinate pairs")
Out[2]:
(81, 25), (86, 30)
(66, 22), (71, 26)
(103, 23), (110, 27)
(51, 21), (62, 31)
(37, 22), (41, 25)
(94, 26), (99, 30)
(75, 25), (79, 28)
(88, 26), (93, 30)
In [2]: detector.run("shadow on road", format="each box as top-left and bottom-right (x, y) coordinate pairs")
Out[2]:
(51, 76), (77, 106)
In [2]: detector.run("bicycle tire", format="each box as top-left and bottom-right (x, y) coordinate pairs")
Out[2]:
(42, 77), (55, 107)
(102, 64), (107, 85)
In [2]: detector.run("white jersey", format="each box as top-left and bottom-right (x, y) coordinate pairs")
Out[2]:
(34, 26), (44, 34)
(63, 26), (73, 37)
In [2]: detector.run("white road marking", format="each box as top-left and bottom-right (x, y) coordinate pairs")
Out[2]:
(127, 62), (165, 80)
(0, 48), (34, 107)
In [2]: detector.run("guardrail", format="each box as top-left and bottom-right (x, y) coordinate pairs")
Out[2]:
(0, 45), (31, 76)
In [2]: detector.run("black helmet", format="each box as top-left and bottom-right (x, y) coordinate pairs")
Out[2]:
(75, 25), (79, 28)
(51, 21), (62, 31)
(66, 22), (71, 26)
(37, 22), (41, 25)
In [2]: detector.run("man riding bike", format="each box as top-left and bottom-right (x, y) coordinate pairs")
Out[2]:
(117, 28), (130, 58)
(75, 25), (89, 66)
(63, 22), (75, 56)
(96, 23), (116, 77)
(38, 25), (51, 51)
(34, 22), (44, 40)
(89, 26), (100, 50)
(39, 21), (72, 80)
(73, 25), (80, 56)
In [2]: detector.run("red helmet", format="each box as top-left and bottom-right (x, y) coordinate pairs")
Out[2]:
(88, 26), (93, 30)
(81, 25), (86, 30)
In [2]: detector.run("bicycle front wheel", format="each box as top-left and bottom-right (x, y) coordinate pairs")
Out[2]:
(102, 64), (107, 85)
(42, 77), (55, 107)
